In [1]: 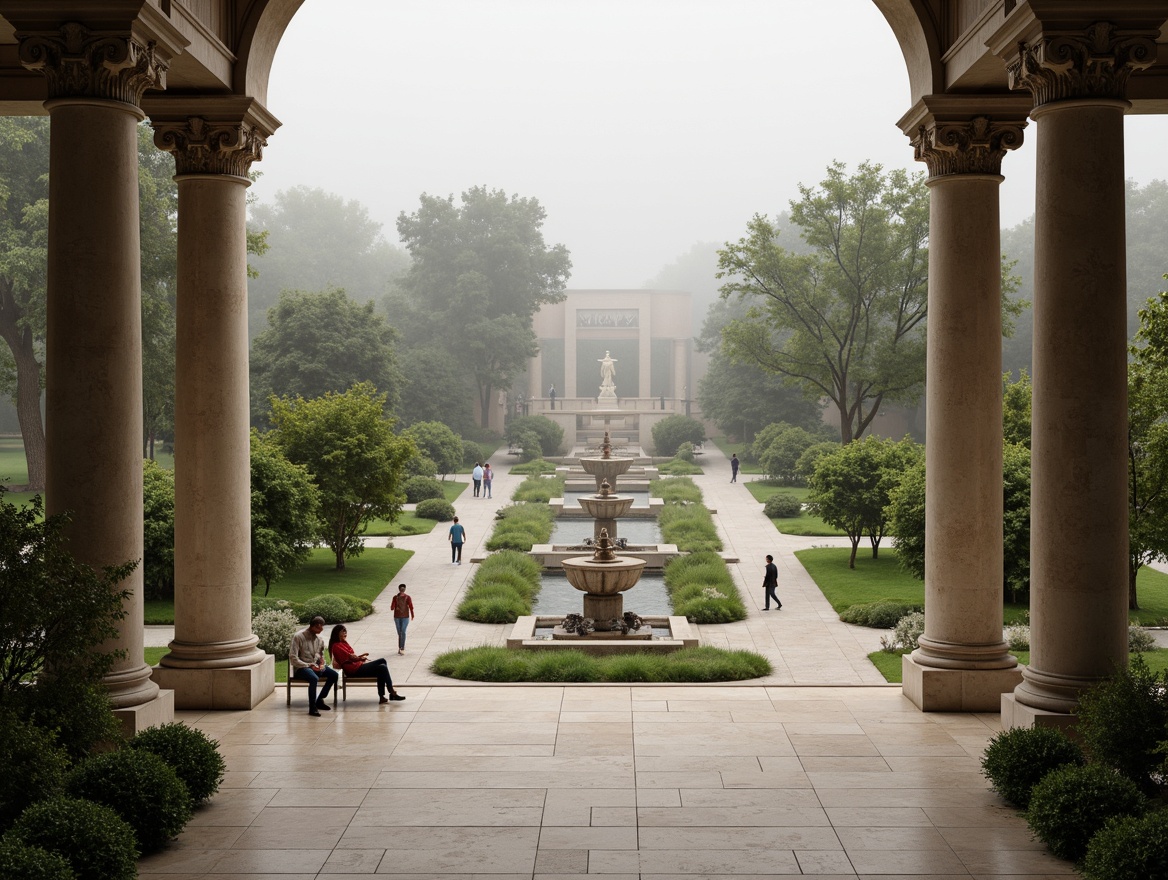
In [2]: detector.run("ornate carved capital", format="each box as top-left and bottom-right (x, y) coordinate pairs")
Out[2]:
(17, 22), (168, 105)
(1006, 21), (1158, 106)
(153, 117), (266, 177)
(912, 116), (1025, 178)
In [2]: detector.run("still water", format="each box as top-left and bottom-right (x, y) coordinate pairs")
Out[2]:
(549, 518), (663, 546)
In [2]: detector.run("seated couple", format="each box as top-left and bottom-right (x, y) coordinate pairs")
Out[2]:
(289, 616), (405, 715)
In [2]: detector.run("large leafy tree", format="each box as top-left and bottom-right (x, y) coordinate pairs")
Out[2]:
(269, 383), (415, 569)
(396, 346), (475, 433)
(807, 435), (922, 568)
(250, 429), (320, 594)
(246, 186), (409, 335)
(250, 287), (402, 424)
(717, 162), (930, 444)
(392, 186), (571, 428)
(403, 421), (463, 480)
(1127, 288), (1168, 610)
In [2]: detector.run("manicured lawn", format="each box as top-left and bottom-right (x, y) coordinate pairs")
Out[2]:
(710, 435), (763, 473)
(364, 511), (437, 537)
(144, 546), (413, 624)
(1131, 565), (1168, 625)
(0, 436), (29, 484)
(796, 547), (1030, 622)
(869, 648), (1168, 683)
(746, 482), (846, 536)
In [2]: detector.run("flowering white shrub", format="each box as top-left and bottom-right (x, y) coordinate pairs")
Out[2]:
(880, 611), (925, 653)
(700, 587), (727, 600)
(252, 607), (300, 657)
(1004, 624), (1031, 651)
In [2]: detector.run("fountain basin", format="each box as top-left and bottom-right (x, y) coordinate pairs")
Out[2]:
(561, 554), (645, 594)
(507, 615), (699, 654)
(576, 494), (635, 519)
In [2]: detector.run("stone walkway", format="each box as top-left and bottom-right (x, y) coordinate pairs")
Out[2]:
(139, 446), (1075, 878)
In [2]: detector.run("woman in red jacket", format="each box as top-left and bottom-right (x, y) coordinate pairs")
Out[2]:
(328, 625), (405, 703)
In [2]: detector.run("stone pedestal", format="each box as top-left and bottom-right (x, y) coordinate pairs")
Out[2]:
(583, 593), (624, 623)
(903, 655), (1023, 712)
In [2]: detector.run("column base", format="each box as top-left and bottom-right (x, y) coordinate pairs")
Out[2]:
(999, 693), (1077, 733)
(113, 689), (175, 737)
(151, 653), (275, 710)
(902, 654), (1023, 711)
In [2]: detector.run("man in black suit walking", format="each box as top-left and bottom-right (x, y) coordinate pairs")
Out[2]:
(763, 554), (782, 611)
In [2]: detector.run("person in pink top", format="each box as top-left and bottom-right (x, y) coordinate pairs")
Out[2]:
(327, 625), (404, 703)
(390, 583), (415, 654)
(482, 462), (493, 498)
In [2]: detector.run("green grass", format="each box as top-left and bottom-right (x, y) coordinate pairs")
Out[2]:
(664, 550), (748, 623)
(145, 646), (291, 682)
(745, 481), (845, 536)
(509, 459), (559, 475)
(1, 436), (30, 485)
(651, 476), (703, 504)
(657, 458), (704, 476)
(431, 645), (772, 682)
(869, 648), (1168, 683)
(364, 510), (438, 537)
(144, 546), (413, 624)
(456, 550), (543, 623)
(485, 503), (555, 552)
(1130, 566), (1168, 625)
(659, 502), (723, 552)
(511, 474), (565, 503)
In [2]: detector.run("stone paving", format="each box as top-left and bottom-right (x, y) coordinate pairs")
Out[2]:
(139, 445), (1076, 878)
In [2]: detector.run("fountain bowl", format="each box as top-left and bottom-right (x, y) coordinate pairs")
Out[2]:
(560, 555), (645, 594)
(576, 494), (635, 519)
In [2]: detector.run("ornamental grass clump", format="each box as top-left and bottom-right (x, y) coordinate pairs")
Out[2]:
(510, 458), (559, 475)
(485, 503), (554, 552)
(456, 550), (543, 623)
(656, 458), (703, 475)
(1024, 764), (1146, 861)
(430, 645), (771, 682)
(511, 474), (565, 503)
(663, 551), (747, 623)
(658, 503), (722, 552)
(651, 476), (702, 504)
(980, 726), (1085, 809)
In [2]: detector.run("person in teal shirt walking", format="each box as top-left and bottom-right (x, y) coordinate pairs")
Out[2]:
(448, 516), (466, 564)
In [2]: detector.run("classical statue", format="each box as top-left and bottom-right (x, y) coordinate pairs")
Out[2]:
(599, 350), (617, 388)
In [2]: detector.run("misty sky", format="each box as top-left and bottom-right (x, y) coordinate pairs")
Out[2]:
(251, 0), (1168, 289)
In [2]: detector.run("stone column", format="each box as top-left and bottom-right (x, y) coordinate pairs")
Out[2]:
(990, 19), (1158, 726)
(147, 101), (277, 708)
(899, 99), (1029, 710)
(16, 20), (185, 733)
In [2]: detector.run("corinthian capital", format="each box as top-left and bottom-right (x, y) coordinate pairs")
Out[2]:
(17, 22), (168, 105)
(912, 116), (1026, 178)
(153, 117), (266, 177)
(1006, 22), (1158, 106)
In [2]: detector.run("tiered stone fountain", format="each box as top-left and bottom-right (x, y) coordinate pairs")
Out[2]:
(507, 431), (697, 652)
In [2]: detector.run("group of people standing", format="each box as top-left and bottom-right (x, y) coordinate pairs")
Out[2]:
(471, 461), (493, 498)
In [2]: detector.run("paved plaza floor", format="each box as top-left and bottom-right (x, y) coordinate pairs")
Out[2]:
(140, 446), (1075, 878)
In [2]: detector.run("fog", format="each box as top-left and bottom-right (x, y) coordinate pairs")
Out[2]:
(251, 0), (1168, 289)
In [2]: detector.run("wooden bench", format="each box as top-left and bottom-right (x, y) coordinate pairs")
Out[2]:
(286, 661), (383, 706)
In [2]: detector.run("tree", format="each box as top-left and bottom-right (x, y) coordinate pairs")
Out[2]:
(250, 287), (402, 424)
(696, 297), (824, 443)
(756, 425), (827, 483)
(392, 186), (571, 428)
(250, 429), (320, 594)
(650, 415), (706, 457)
(269, 383), (415, 570)
(403, 421), (464, 480)
(142, 459), (176, 600)
(1003, 369), (1032, 449)
(0, 487), (133, 702)
(718, 162), (930, 445)
(246, 185), (410, 335)
(807, 435), (921, 568)
(397, 346), (475, 432)
(887, 441), (1032, 602)
(1126, 289), (1168, 609)
(506, 415), (565, 458)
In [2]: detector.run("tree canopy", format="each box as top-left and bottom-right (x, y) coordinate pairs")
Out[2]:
(250, 429), (320, 593)
(717, 162), (930, 444)
(250, 287), (402, 423)
(268, 383), (415, 569)
(391, 186), (571, 427)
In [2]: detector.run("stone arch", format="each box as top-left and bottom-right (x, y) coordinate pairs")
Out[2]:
(235, 0), (306, 106)
(872, 0), (945, 102)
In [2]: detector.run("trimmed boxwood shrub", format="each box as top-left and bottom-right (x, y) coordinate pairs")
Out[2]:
(415, 498), (456, 521)
(1081, 811), (1168, 880)
(5, 796), (138, 880)
(980, 725), (1085, 808)
(763, 493), (802, 518)
(12, 680), (122, 762)
(0, 712), (70, 831)
(130, 723), (226, 805)
(1075, 654), (1168, 795)
(651, 414), (705, 457)
(403, 475), (445, 504)
(66, 749), (193, 853)
(0, 839), (76, 880)
(838, 600), (921, 629)
(1024, 764), (1146, 861)
(297, 594), (356, 624)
